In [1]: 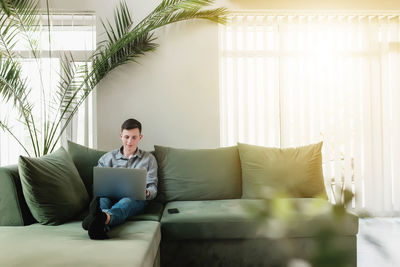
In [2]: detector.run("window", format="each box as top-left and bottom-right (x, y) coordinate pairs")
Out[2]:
(0, 13), (96, 166)
(220, 13), (400, 216)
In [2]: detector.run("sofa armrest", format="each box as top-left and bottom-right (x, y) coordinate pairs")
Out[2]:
(0, 165), (35, 226)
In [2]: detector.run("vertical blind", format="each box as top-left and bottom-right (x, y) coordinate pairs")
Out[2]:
(0, 13), (96, 166)
(220, 13), (400, 216)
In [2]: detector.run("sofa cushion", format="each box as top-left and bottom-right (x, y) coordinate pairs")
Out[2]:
(0, 221), (161, 267)
(77, 200), (165, 222)
(161, 236), (357, 267)
(129, 201), (165, 222)
(67, 141), (107, 197)
(160, 199), (358, 241)
(0, 165), (35, 226)
(77, 200), (164, 223)
(238, 142), (327, 198)
(18, 147), (89, 225)
(154, 145), (242, 202)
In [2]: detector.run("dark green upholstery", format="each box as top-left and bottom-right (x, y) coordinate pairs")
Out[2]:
(18, 147), (89, 225)
(161, 199), (357, 267)
(154, 145), (242, 203)
(0, 142), (358, 267)
(67, 141), (107, 198)
(0, 221), (161, 267)
(161, 236), (357, 267)
(161, 199), (358, 241)
(161, 200), (259, 241)
(0, 165), (35, 226)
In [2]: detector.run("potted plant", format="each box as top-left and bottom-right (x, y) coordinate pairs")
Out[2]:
(0, 0), (228, 157)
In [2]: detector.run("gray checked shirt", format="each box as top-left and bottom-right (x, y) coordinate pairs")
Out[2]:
(97, 147), (158, 200)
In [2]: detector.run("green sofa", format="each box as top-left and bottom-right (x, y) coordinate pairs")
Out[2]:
(0, 141), (359, 267)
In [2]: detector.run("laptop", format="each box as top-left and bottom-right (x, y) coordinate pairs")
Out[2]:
(93, 167), (147, 200)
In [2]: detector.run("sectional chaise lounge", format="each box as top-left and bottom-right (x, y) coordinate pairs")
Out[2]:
(0, 141), (358, 267)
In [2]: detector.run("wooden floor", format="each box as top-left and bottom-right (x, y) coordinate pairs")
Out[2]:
(358, 218), (400, 267)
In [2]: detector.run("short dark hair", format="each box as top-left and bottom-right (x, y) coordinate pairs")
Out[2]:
(121, 118), (142, 133)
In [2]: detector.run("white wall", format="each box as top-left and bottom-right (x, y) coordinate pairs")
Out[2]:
(97, 21), (220, 151)
(44, 0), (400, 151)
(45, 0), (220, 151)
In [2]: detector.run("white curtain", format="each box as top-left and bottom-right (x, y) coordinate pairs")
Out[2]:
(0, 13), (96, 166)
(220, 13), (400, 216)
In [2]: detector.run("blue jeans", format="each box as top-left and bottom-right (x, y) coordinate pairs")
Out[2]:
(100, 197), (147, 228)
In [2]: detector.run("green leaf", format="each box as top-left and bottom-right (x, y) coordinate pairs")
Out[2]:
(0, 0), (230, 156)
(0, 0), (11, 16)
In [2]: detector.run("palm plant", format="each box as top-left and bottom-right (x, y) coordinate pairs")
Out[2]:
(0, 0), (228, 157)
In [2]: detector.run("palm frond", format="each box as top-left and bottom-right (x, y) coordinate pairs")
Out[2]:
(92, 1), (157, 82)
(0, 57), (39, 155)
(91, 32), (157, 84)
(144, 1), (228, 31)
(48, 62), (92, 153)
(45, 53), (87, 153)
(89, 0), (227, 88)
(0, 12), (19, 58)
(7, 0), (46, 127)
(1, 0), (45, 156)
(3, 1), (44, 118)
(137, 0), (227, 32)
(0, 0), (11, 16)
(0, 58), (30, 109)
(0, 118), (30, 156)
(3, 0), (40, 56)
(163, 7), (229, 25)
(0, 0), (230, 157)
(101, 0), (133, 45)
(55, 53), (84, 115)
(50, 0), (228, 152)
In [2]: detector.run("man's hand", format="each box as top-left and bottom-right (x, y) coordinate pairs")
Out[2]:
(146, 189), (150, 198)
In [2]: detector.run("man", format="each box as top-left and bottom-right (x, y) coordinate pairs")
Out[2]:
(82, 118), (158, 240)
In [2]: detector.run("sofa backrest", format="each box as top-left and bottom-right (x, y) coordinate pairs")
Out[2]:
(0, 165), (35, 226)
(0, 142), (167, 226)
(154, 145), (242, 203)
(67, 141), (107, 199)
(0, 142), (106, 226)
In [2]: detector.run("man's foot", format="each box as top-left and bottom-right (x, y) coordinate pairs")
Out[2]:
(88, 212), (109, 240)
(82, 197), (102, 230)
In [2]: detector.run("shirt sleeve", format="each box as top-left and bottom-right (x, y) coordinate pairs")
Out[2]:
(97, 153), (108, 167)
(146, 153), (158, 200)
(97, 156), (105, 167)
(97, 152), (113, 167)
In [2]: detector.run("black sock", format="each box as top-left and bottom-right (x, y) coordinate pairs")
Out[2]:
(88, 212), (109, 240)
(82, 197), (102, 230)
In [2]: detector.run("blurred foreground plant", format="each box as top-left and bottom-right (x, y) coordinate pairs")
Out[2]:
(244, 185), (358, 267)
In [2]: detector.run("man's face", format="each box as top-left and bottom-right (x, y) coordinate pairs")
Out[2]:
(120, 128), (142, 156)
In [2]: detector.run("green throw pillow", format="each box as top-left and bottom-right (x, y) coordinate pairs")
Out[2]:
(67, 141), (107, 198)
(18, 147), (89, 225)
(238, 142), (327, 199)
(154, 145), (242, 203)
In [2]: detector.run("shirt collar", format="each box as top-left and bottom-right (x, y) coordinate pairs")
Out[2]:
(116, 146), (143, 160)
